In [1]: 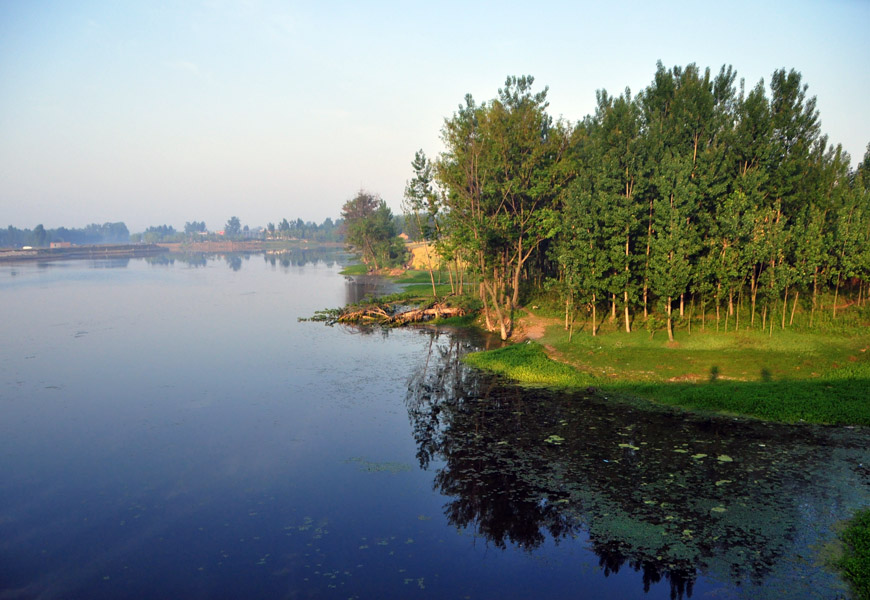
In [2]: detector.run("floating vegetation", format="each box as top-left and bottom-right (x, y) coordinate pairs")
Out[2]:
(345, 457), (412, 474)
(404, 339), (870, 598)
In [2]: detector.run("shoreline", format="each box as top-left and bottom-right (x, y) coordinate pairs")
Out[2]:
(0, 243), (165, 262)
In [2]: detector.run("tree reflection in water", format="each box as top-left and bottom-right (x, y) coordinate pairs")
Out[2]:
(405, 330), (869, 599)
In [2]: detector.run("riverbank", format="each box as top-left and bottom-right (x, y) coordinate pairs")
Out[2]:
(0, 243), (165, 262)
(465, 307), (870, 426)
(334, 267), (870, 425)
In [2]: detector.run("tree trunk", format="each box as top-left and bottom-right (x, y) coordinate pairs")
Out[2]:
(679, 293), (685, 317)
(624, 290), (631, 333)
(701, 292), (706, 332)
(611, 294), (617, 322)
(781, 286), (788, 330)
(666, 298), (674, 342)
(790, 290), (799, 326)
(689, 294), (695, 335)
(591, 293), (598, 337)
(750, 264), (758, 327)
(833, 272), (841, 319)
(810, 267), (818, 327)
(644, 198), (653, 318)
(565, 295), (571, 331)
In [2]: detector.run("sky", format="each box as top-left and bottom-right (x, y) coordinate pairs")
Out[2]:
(1, 0), (869, 233)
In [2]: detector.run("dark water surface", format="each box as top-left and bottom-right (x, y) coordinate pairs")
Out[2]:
(1, 253), (867, 599)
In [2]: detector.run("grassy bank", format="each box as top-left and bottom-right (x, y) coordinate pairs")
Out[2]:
(838, 508), (870, 600)
(465, 310), (870, 425)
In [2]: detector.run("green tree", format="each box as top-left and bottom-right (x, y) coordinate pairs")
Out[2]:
(403, 149), (441, 295)
(437, 76), (571, 339)
(341, 190), (404, 270)
(225, 216), (242, 238)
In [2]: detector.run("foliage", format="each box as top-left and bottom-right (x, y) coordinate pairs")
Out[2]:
(837, 508), (870, 600)
(224, 216), (242, 238)
(437, 76), (572, 340)
(1, 222), (130, 247)
(341, 190), (407, 270)
(419, 64), (869, 343)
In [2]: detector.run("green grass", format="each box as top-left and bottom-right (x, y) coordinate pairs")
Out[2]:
(464, 313), (870, 425)
(464, 343), (595, 388)
(339, 263), (368, 275)
(393, 269), (437, 284)
(838, 508), (870, 600)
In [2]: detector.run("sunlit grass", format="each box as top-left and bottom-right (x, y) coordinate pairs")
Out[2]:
(465, 313), (870, 425)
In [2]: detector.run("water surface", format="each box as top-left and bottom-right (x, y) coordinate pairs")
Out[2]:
(0, 253), (867, 599)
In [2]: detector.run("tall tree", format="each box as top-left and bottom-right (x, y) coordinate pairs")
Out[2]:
(437, 76), (571, 339)
(403, 149), (441, 296)
(225, 216), (242, 238)
(341, 190), (403, 270)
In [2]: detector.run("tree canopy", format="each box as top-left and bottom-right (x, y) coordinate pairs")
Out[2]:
(417, 64), (869, 340)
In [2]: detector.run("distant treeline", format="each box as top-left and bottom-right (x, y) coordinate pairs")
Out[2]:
(1, 222), (130, 247)
(127, 217), (346, 243)
(264, 217), (344, 243)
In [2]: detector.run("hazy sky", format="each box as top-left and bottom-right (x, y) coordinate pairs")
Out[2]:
(2, 0), (868, 233)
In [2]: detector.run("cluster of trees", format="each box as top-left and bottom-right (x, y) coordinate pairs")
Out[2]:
(264, 217), (343, 243)
(1, 222), (130, 247)
(341, 190), (406, 270)
(408, 65), (869, 340)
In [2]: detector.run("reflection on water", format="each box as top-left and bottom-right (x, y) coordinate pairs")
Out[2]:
(406, 331), (870, 599)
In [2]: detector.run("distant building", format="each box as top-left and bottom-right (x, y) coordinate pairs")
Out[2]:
(50, 242), (72, 248)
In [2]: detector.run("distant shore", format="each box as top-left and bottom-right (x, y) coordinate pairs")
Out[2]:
(0, 243), (165, 262)
(0, 240), (345, 262)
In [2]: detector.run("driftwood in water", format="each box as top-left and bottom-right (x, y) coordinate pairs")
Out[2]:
(336, 302), (464, 325)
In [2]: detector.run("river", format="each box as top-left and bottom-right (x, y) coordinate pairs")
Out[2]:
(0, 251), (867, 599)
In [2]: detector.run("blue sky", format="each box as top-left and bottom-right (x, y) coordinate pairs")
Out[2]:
(1, 0), (868, 233)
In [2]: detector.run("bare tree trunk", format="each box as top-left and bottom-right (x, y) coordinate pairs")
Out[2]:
(790, 290), (799, 326)
(565, 295), (571, 331)
(643, 198), (653, 318)
(679, 293), (685, 317)
(591, 293), (598, 337)
(666, 298), (674, 342)
(750, 264), (758, 327)
(611, 294), (617, 322)
(781, 286), (788, 329)
(689, 294), (695, 335)
(624, 290), (631, 333)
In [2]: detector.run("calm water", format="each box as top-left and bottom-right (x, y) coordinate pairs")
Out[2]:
(0, 251), (867, 599)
